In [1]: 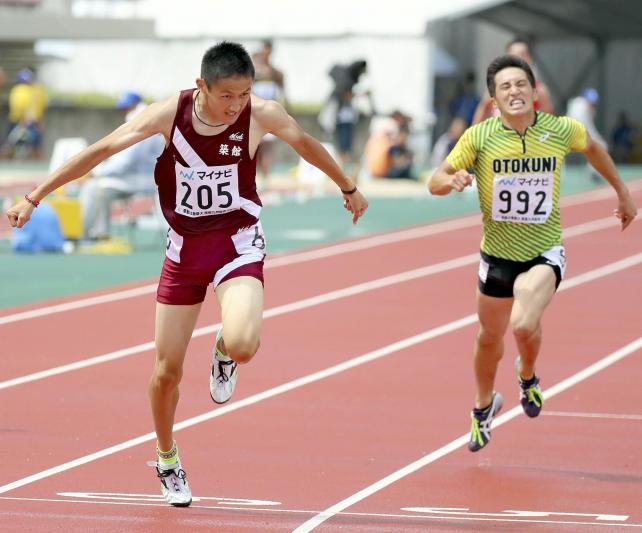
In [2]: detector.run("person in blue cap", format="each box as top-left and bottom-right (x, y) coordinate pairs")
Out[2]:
(567, 88), (607, 182)
(567, 88), (607, 148)
(116, 91), (143, 114)
(79, 90), (165, 239)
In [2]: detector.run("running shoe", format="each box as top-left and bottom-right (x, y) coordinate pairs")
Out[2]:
(209, 328), (238, 404)
(515, 356), (544, 418)
(148, 460), (192, 507)
(468, 391), (504, 452)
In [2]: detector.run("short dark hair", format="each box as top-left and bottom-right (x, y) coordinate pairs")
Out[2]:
(486, 55), (536, 97)
(201, 41), (255, 86)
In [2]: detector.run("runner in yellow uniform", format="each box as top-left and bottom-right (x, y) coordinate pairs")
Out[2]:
(429, 54), (637, 452)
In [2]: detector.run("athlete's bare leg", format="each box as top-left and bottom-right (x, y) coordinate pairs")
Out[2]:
(150, 302), (202, 452)
(215, 275), (264, 364)
(511, 265), (557, 380)
(474, 289), (513, 408)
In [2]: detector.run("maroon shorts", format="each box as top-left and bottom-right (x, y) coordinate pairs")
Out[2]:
(157, 220), (267, 305)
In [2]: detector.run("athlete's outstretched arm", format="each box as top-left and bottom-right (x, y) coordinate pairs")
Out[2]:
(258, 99), (368, 224)
(582, 134), (637, 230)
(428, 159), (474, 195)
(6, 96), (177, 229)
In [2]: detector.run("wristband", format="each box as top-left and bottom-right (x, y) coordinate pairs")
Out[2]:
(24, 194), (40, 208)
(340, 185), (358, 195)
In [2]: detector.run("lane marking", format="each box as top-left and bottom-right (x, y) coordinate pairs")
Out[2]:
(0, 254), (479, 391)
(0, 215), (632, 391)
(2, 180), (639, 325)
(56, 492), (281, 505)
(293, 336), (642, 532)
(0, 496), (640, 528)
(542, 411), (642, 421)
(0, 253), (640, 495)
(0, 216), (480, 326)
(401, 507), (627, 521)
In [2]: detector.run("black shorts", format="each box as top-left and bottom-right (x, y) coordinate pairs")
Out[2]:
(478, 249), (563, 298)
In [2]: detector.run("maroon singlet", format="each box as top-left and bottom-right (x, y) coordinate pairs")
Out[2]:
(154, 89), (261, 235)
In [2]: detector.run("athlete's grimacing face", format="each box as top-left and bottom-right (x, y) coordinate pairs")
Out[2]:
(197, 76), (253, 125)
(492, 67), (536, 118)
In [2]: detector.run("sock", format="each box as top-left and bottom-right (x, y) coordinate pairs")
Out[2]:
(216, 336), (231, 361)
(519, 374), (538, 389)
(157, 441), (178, 466)
(472, 403), (492, 420)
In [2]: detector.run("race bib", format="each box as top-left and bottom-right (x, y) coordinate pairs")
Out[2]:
(175, 161), (241, 217)
(491, 174), (553, 223)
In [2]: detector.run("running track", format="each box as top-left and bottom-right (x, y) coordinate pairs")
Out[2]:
(1, 183), (641, 532)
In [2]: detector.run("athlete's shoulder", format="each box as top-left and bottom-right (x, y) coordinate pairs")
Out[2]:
(464, 116), (503, 151)
(537, 112), (580, 131)
(541, 113), (586, 140)
(250, 94), (288, 128)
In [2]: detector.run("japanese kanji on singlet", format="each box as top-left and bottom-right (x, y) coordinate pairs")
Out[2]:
(447, 112), (588, 262)
(154, 89), (266, 305)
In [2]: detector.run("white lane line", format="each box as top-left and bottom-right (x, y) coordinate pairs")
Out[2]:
(0, 216), (480, 326)
(2, 179), (639, 326)
(0, 254), (479, 392)
(0, 497), (640, 528)
(0, 215), (630, 392)
(293, 336), (642, 532)
(541, 411), (642, 421)
(0, 253), (640, 495)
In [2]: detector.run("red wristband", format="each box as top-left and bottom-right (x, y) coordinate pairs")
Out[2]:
(24, 194), (40, 208)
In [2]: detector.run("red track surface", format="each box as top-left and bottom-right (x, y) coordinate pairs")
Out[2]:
(1, 185), (641, 532)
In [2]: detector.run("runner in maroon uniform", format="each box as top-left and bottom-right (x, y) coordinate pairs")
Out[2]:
(6, 41), (368, 506)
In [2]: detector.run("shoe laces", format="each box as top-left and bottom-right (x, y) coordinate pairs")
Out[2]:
(470, 417), (484, 446)
(524, 385), (542, 407)
(215, 359), (236, 383)
(155, 464), (188, 490)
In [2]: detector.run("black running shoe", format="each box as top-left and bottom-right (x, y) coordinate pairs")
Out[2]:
(515, 356), (544, 418)
(468, 392), (504, 452)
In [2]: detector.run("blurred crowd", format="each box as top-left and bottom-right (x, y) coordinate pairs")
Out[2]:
(2, 35), (642, 182)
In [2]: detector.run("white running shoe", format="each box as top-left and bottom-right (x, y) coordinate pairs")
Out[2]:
(209, 328), (238, 404)
(148, 460), (192, 507)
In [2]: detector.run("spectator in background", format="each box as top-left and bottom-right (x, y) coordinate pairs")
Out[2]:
(1, 68), (48, 160)
(319, 59), (373, 176)
(566, 88), (606, 182)
(79, 91), (165, 240)
(449, 72), (480, 126)
(0, 66), (6, 90)
(363, 115), (397, 178)
(473, 37), (554, 124)
(430, 116), (467, 170)
(386, 122), (414, 179)
(363, 110), (413, 179)
(566, 88), (607, 148)
(611, 111), (635, 163)
(252, 39), (288, 179)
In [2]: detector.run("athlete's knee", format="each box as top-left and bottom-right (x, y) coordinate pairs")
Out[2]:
(511, 315), (539, 343)
(477, 325), (504, 348)
(151, 356), (184, 390)
(224, 335), (260, 364)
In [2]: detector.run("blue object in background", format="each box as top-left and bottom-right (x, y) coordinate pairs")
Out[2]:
(12, 202), (65, 253)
